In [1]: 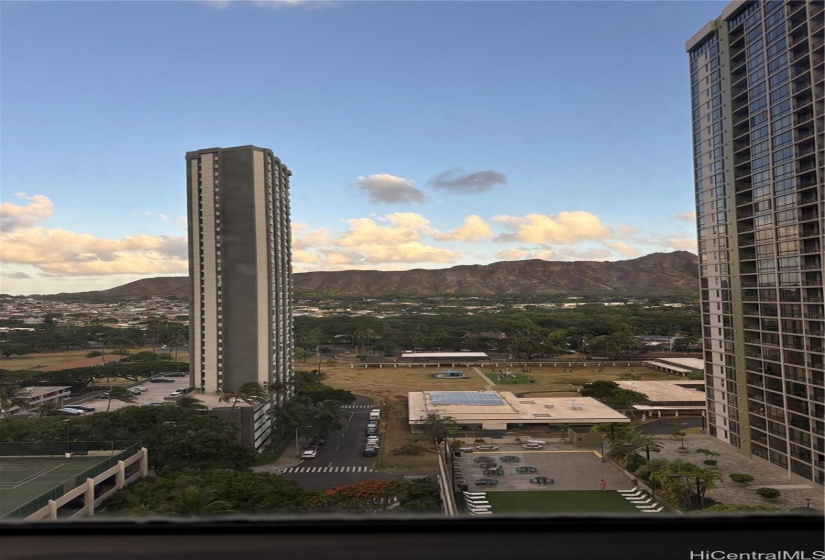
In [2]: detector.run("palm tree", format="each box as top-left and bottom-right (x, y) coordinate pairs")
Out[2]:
(608, 429), (661, 466)
(175, 395), (208, 412)
(106, 386), (137, 412)
(35, 401), (62, 417)
(163, 486), (233, 517)
(0, 385), (31, 418)
(219, 382), (267, 419)
(651, 459), (721, 510)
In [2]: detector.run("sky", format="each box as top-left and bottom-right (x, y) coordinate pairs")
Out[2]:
(0, 0), (726, 296)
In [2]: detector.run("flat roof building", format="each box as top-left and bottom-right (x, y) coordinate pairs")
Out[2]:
(186, 145), (294, 401)
(408, 391), (630, 432)
(687, 1), (823, 484)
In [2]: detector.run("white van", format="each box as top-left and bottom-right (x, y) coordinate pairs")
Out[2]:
(369, 409), (381, 420)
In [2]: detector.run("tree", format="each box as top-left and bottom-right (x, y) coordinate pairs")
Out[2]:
(607, 429), (661, 467)
(162, 486), (233, 517)
(0, 385), (31, 417)
(175, 395), (208, 412)
(498, 328), (568, 372)
(0, 343), (34, 359)
(35, 401), (63, 418)
(219, 382), (268, 419)
(105, 386), (138, 412)
(650, 460), (721, 511)
(420, 412), (457, 443)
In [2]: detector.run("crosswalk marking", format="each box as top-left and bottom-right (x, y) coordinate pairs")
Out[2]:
(340, 405), (375, 410)
(281, 465), (375, 474)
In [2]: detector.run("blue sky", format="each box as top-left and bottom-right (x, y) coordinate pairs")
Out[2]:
(0, 0), (725, 295)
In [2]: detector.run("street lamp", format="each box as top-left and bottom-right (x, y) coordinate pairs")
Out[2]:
(62, 419), (71, 456)
(599, 439), (606, 462)
(295, 425), (312, 456)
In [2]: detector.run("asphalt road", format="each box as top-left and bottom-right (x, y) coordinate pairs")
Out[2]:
(279, 395), (403, 490)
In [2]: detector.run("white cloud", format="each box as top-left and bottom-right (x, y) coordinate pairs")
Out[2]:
(0, 193), (54, 232)
(661, 236), (698, 251)
(1, 227), (188, 276)
(492, 211), (613, 244)
(602, 241), (640, 257)
(433, 215), (493, 242)
(355, 174), (426, 204)
(290, 212), (457, 269)
(675, 211), (697, 222)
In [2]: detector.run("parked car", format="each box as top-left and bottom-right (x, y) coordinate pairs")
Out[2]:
(63, 405), (95, 412)
(149, 377), (175, 383)
(169, 389), (187, 396)
(301, 449), (317, 459)
(57, 408), (84, 416)
(363, 447), (378, 457)
(309, 437), (325, 446)
(522, 443), (543, 449)
(526, 439), (547, 445)
(129, 386), (147, 393)
(475, 445), (499, 451)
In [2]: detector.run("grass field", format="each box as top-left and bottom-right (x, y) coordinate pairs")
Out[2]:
(469, 490), (642, 515)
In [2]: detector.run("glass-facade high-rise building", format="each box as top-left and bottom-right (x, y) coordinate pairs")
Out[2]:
(686, 0), (823, 484)
(185, 145), (294, 404)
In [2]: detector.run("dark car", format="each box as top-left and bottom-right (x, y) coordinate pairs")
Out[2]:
(164, 372), (188, 377)
(309, 437), (325, 446)
(149, 377), (175, 383)
(363, 448), (378, 457)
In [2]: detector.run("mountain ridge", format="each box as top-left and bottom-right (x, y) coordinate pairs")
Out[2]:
(44, 251), (699, 299)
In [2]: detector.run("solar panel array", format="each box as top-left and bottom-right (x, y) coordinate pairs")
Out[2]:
(430, 391), (503, 406)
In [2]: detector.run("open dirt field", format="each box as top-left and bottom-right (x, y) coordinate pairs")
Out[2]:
(2, 350), (94, 371)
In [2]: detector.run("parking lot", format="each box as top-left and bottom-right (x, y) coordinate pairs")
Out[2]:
(451, 443), (632, 492)
(68, 374), (192, 413)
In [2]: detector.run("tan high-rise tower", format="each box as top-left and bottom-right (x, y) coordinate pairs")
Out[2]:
(185, 145), (294, 409)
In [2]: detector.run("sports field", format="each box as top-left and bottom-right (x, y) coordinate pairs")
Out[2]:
(473, 490), (644, 515)
(0, 456), (105, 518)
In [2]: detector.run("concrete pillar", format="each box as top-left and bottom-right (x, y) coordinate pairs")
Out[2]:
(48, 500), (58, 520)
(85, 479), (95, 517)
(116, 460), (126, 489)
(140, 447), (149, 476)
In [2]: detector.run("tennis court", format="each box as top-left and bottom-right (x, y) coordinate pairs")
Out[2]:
(0, 456), (106, 518)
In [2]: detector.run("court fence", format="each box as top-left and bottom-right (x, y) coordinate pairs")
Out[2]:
(1, 441), (143, 519)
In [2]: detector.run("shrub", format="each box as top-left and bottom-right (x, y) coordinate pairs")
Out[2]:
(756, 487), (780, 500)
(391, 444), (422, 456)
(729, 473), (754, 484)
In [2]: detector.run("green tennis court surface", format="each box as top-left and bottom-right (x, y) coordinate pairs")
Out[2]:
(0, 456), (106, 518)
(479, 491), (642, 514)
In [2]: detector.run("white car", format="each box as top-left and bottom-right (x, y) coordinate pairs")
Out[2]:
(301, 449), (318, 459)
(526, 439), (547, 445)
(57, 408), (84, 416)
(522, 443), (543, 449)
(130, 386), (147, 393)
